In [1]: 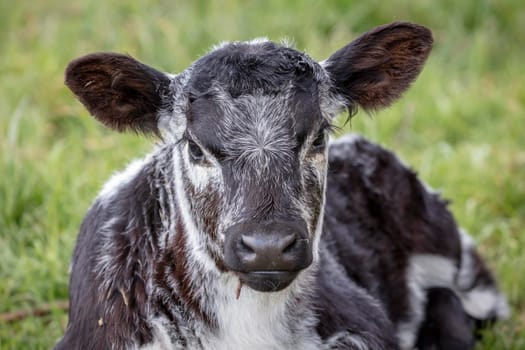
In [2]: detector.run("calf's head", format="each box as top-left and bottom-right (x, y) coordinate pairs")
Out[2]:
(65, 22), (432, 292)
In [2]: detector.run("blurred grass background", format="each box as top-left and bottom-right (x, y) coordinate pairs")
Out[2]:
(0, 0), (524, 348)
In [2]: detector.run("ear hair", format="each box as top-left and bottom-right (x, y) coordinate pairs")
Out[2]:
(323, 22), (433, 112)
(65, 53), (173, 135)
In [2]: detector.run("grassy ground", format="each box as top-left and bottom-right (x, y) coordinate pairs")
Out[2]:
(1, 0), (524, 348)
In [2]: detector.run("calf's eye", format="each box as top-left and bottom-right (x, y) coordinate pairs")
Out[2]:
(188, 140), (205, 162)
(311, 132), (326, 151)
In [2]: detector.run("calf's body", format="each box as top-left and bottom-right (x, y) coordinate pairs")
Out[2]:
(56, 23), (508, 350)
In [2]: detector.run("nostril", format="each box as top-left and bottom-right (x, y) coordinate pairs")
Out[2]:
(240, 235), (256, 253)
(280, 233), (298, 254)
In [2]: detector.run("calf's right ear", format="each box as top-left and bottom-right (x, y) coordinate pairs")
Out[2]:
(65, 53), (173, 135)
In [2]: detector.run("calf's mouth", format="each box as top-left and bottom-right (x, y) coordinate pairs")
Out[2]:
(237, 270), (299, 293)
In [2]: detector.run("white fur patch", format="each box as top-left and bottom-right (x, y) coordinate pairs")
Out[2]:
(158, 70), (191, 142)
(460, 286), (510, 320)
(456, 229), (477, 291)
(400, 249), (510, 349)
(398, 254), (458, 350)
(198, 271), (321, 350)
(158, 108), (186, 143)
(172, 149), (220, 274)
(98, 156), (150, 202)
(311, 151), (328, 265)
(208, 279), (293, 350)
(182, 140), (222, 192)
(410, 254), (458, 288)
(456, 230), (510, 320)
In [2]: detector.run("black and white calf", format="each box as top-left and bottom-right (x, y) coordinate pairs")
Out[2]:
(55, 22), (508, 350)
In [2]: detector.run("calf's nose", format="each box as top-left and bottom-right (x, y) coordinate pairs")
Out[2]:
(224, 220), (312, 273)
(239, 232), (299, 271)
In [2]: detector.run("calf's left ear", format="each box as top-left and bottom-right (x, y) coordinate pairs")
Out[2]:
(323, 22), (433, 112)
(65, 53), (173, 135)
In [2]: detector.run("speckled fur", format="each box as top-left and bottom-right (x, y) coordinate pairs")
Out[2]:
(56, 22), (507, 350)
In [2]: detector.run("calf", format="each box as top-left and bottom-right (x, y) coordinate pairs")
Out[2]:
(55, 22), (508, 350)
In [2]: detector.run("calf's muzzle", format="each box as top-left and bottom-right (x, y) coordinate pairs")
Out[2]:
(224, 220), (312, 292)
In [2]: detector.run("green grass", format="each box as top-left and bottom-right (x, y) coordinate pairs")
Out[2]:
(1, 0), (524, 348)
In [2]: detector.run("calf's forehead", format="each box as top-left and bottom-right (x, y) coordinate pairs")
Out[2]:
(185, 40), (325, 97)
(187, 86), (323, 152)
(184, 41), (327, 152)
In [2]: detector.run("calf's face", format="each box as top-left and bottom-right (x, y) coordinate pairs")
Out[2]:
(65, 22), (432, 292)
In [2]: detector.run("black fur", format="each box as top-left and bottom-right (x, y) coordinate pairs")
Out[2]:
(416, 288), (475, 350)
(323, 137), (461, 325)
(187, 41), (319, 98)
